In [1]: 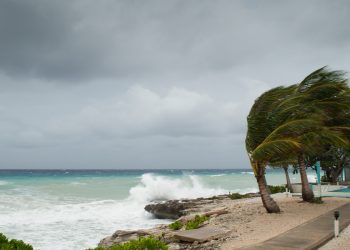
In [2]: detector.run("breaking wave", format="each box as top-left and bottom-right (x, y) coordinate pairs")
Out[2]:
(0, 180), (10, 186)
(128, 173), (227, 202)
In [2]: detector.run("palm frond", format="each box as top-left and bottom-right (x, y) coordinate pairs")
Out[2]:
(262, 119), (321, 144)
(251, 139), (301, 161)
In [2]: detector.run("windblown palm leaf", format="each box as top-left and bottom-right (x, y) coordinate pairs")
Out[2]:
(251, 139), (301, 161)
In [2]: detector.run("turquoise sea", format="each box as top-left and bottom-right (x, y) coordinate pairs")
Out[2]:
(0, 169), (315, 250)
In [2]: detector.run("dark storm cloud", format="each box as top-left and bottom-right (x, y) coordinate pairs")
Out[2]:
(1, 0), (349, 81)
(0, 0), (350, 168)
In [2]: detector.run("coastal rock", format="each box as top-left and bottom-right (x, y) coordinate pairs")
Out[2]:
(98, 230), (150, 247)
(144, 200), (192, 219)
(144, 195), (228, 219)
(98, 227), (175, 248)
(168, 243), (181, 250)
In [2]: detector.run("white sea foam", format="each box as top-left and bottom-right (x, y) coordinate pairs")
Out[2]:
(0, 198), (163, 249)
(0, 173), (229, 250)
(69, 181), (87, 186)
(241, 171), (254, 175)
(0, 180), (9, 185)
(209, 174), (226, 177)
(128, 173), (227, 202)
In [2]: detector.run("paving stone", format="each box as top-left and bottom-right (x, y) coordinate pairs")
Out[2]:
(174, 227), (229, 243)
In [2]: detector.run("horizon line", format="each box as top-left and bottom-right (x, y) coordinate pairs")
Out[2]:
(0, 168), (252, 171)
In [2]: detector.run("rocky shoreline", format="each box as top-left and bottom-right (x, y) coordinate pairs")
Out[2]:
(97, 195), (350, 250)
(98, 193), (259, 249)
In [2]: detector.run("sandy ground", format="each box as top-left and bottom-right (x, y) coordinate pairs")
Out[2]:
(204, 194), (350, 249)
(319, 224), (350, 250)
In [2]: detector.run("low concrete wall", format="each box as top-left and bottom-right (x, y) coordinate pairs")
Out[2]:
(290, 183), (302, 193)
(291, 183), (347, 193)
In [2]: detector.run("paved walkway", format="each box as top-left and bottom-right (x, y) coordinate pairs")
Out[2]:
(238, 202), (350, 250)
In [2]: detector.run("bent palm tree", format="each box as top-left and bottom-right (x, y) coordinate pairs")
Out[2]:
(269, 161), (295, 193)
(246, 86), (303, 213)
(246, 67), (350, 209)
(291, 67), (350, 201)
(282, 164), (293, 192)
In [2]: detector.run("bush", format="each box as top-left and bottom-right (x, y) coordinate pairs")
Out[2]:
(228, 192), (250, 200)
(310, 197), (324, 204)
(0, 234), (7, 244)
(268, 185), (286, 194)
(88, 236), (168, 250)
(185, 215), (209, 230)
(0, 233), (33, 250)
(321, 175), (329, 183)
(168, 220), (183, 230)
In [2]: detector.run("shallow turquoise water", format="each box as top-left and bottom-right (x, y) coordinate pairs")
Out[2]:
(332, 187), (350, 192)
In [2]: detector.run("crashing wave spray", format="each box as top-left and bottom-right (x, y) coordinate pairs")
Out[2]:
(128, 173), (228, 202)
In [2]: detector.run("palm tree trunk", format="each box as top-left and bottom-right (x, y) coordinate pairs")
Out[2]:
(255, 165), (280, 213)
(298, 154), (314, 201)
(282, 164), (293, 192)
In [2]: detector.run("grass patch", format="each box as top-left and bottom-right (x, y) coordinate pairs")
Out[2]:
(0, 233), (33, 250)
(310, 197), (324, 204)
(88, 236), (168, 250)
(185, 215), (209, 230)
(228, 192), (250, 200)
(168, 220), (183, 230)
(268, 185), (286, 194)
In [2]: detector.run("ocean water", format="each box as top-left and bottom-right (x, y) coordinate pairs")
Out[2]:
(0, 169), (314, 250)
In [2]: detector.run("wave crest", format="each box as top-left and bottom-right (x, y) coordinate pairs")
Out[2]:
(0, 180), (10, 186)
(128, 173), (227, 202)
(240, 171), (254, 175)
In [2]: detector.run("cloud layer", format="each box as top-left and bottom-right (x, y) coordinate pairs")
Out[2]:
(0, 0), (349, 168)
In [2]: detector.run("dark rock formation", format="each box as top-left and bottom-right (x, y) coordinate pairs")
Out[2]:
(144, 194), (257, 219)
(144, 200), (195, 219)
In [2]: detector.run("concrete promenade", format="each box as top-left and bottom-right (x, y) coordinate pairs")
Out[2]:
(238, 202), (350, 250)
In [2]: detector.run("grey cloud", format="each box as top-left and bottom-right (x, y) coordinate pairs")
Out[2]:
(0, 1), (350, 169)
(46, 86), (241, 138)
(1, 0), (350, 81)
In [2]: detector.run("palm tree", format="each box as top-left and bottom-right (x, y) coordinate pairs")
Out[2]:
(290, 67), (350, 201)
(282, 164), (293, 192)
(246, 85), (304, 213)
(269, 161), (294, 192)
(246, 67), (350, 209)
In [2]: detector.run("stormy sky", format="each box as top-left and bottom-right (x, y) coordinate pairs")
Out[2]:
(0, 0), (350, 169)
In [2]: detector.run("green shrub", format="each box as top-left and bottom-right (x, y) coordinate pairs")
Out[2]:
(168, 220), (183, 230)
(268, 185), (286, 194)
(0, 234), (7, 244)
(0, 233), (33, 250)
(185, 215), (209, 230)
(321, 175), (329, 183)
(88, 236), (168, 250)
(228, 192), (250, 200)
(310, 197), (324, 204)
